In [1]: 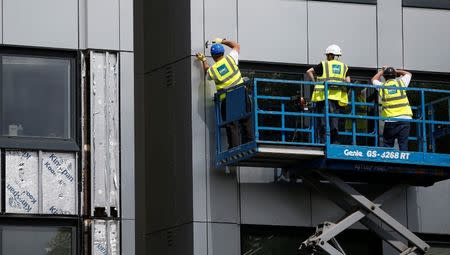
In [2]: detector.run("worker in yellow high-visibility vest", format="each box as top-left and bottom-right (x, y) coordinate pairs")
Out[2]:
(195, 38), (253, 149)
(372, 67), (413, 151)
(306, 44), (351, 144)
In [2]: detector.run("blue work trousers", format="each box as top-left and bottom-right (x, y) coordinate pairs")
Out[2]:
(316, 100), (342, 144)
(383, 121), (410, 151)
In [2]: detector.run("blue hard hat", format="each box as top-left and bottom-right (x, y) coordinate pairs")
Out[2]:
(210, 44), (225, 55)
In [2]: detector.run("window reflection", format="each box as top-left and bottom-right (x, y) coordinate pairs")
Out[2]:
(1, 226), (74, 255)
(1, 55), (72, 139)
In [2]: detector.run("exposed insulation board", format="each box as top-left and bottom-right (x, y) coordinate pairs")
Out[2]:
(42, 152), (77, 214)
(90, 51), (120, 216)
(93, 220), (108, 255)
(93, 220), (120, 255)
(5, 150), (39, 213)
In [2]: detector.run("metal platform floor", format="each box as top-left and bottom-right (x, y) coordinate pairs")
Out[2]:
(217, 142), (450, 186)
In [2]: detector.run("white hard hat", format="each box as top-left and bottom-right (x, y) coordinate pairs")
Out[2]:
(325, 44), (342, 56)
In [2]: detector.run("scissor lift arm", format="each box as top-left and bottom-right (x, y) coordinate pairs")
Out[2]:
(298, 170), (429, 255)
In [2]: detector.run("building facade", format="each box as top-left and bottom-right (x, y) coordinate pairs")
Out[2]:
(0, 0), (135, 254)
(135, 0), (450, 254)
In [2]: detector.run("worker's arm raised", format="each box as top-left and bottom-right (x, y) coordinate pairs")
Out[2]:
(306, 68), (316, 82)
(371, 69), (384, 83)
(221, 39), (240, 54)
(396, 69), (412, 77)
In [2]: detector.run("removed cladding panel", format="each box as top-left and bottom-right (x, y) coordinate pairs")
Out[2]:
(41, 152), (77, 215)
(90, 51), (120, 216)
(5, 150), (39, 213)
(93, 220), (120, 255)
(93, 220), (108, 255)
(109, 220), (120, 254)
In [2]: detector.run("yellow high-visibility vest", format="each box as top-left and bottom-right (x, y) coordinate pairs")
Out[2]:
(380, 79), (413, 118)
(208, 55), (244, 100)
(312, 60), (349, 106)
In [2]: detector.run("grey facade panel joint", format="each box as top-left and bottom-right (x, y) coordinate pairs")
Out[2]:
(403, 0), (450, 10)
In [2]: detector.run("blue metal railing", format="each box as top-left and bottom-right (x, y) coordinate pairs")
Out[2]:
(214, 78), (450, 167)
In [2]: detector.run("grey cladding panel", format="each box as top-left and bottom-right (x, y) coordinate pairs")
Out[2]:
(407, 181), (450, 234)
(403, 8), (450, 72)
(204, 0), (237, 57)
(120, 52), (135, 220)
(121, 220), (135, 255)
(208, 223), (240, 255)
(86, 0), (120, 50)
(191, 0), (204, 54)
(308, 2), (377, 67)
(240, 183), (311, 226)
(3, 0), (78, 48)
(120, 0), (134, 51)
(207, 168), (240, 223)
(238, 0), (308, 64)
(377, 0), (403, 68)
(191, 57), (208, 222)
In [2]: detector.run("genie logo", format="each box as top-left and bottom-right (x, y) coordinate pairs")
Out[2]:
(332, 64), (341, 74)
(217, 64), (229, 76)
(343, 149), (363, 157)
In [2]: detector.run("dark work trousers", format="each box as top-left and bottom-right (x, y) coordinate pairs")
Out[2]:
(315, 100), (342, 144)
(220, 95), (254, 149)
(383, 121), (410, 151)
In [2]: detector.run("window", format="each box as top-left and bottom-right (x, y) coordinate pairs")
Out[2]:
(310, 0), (377, 4)
(0, 224), (76, 255)
(0, 48), (77, 150)
(403, 0), (450, 10)
(418, 234), (450, 255)
(241, 225), (382, 255)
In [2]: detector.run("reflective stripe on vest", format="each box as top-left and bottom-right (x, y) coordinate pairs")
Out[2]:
(312, 60), (349, 106)
(208, 55), (244, 100)
(381, 79), (413, 118)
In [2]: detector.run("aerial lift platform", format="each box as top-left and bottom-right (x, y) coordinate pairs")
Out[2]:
(214, 79), (450, 255)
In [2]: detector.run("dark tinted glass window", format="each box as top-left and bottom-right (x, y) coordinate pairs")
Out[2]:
(1, 55), (73, 139)
(1, 226), (75, 254)
(241, 225), (382, 255)
(311, 0), (376, 4)
(403, 0), (450, 10)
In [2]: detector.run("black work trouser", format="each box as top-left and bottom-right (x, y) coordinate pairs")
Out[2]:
(315, 100), (342, 144)
(383, 121), (410, 151)
(220, 96), (254, 149)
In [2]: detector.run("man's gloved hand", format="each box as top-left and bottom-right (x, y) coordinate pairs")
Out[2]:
(212, 38), (224, 44)
(196, 53), (206, 62)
